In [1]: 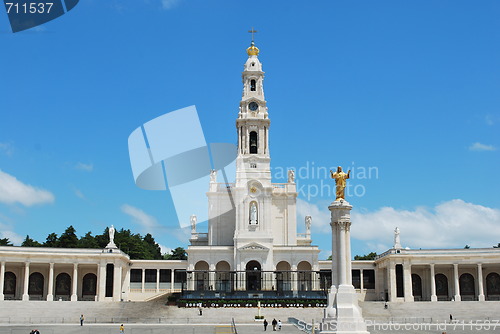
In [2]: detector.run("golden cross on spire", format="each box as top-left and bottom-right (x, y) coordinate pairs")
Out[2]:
(248, 27), (258, 43)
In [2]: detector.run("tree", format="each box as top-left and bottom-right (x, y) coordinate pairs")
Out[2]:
(164, 247), (187, 260)
(44, 233), (59, 247)
(0, 238), (13, 246)
(354, 252), (377, 260)
(78, 231), (100, 249)
(21, 235), (41, 247)
(143, 233), (162, 260)
(59, 226), (78, 248)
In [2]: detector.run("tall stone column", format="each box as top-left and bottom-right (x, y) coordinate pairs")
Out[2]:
(71, 263), (78, 301)
(453, 264), (461, 302)
(323, 200), (368, 334)
(113, 264), (122, 302)
(22, 262), (30, 301)
(122, 267), (130, 301)
(477, 264), (485, 301)
(47, 263), (54, 301)
(156, 269), (160, 293)
(430, 264), (437, 302)
(141, 268), (145, 293)
(97, 262), (106, 301)
(0, 261), (5, 301)
(403, 260), (414, 302)
(170, 270), (175, 291)
(388, 262), (396, 302)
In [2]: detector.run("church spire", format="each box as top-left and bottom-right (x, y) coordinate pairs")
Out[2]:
(247, 27), (259, 56)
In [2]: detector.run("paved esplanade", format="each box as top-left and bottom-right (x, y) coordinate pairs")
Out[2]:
(0, 323), (303, 334)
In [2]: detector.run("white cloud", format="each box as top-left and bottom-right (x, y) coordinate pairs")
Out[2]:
(161, 0), (179, 9)
(73, 188), (86, 200)
(469, 142), (496, 152)
(75, 162), (94, 172)
(296, 198), (331, 233)
(299, 199), (500, 253)
(159, 244), (172, 255)
(121, 204), (162, 233)
(0, 170), (55, 206)
(0, 142), (14, 157)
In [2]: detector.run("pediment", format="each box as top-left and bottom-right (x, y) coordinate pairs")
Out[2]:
(239, 242), (268, 251)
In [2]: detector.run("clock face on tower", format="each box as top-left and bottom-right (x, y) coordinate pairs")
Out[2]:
(248, 102), (259, 111)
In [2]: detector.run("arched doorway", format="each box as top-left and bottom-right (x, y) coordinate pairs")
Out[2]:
(28, 272), (44, 299)
(298, 261), (312, 291)
(194, 261), (209, 291)
(459, 273), (475, 301)
(435, 274), (449, 301)
(411, 274), (423, 301)
(82, 273), (97, 298)
(246, 261), (261, 291)
(276, 261), (291, 292)
(4, 272), (16, 298)
(486, 272), (500, 301)
(215, 261), (231, 292)
(55, 273), (71, 299)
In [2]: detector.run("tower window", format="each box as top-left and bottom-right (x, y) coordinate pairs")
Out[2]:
(250, 79), (256, 91)
(249, 131), (258, 154)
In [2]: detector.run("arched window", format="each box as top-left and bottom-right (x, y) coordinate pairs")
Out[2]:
(459, 273), (475, 299)
(412, 274), (422, 300)
(28, 272), (44, 296)
(4, 272), (16, 295)
(82, 273), (97, 296)
(250, 79), (256, 91)
(55, 273), (71, 296)
(435, 273), (449, 300)
(249, 131), (258, 154)
(486, 272), (500, 300)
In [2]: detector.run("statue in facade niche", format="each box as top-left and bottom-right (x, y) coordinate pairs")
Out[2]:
(288, 169), (295, 183)
(250, 202), (258, 225)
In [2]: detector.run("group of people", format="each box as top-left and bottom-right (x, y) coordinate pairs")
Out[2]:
(29, 330), (40, 334)
(263, 318), (281, 331)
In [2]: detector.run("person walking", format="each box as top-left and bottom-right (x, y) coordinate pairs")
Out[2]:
(263, 319), (268, 331)
(80, 314), (84, 326)
(278, 319), (282, 330)
(119, 324), (124, 333)
(272, 318), (278, 331)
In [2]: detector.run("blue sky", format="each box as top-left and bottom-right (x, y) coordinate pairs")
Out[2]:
(0, 0), (499, 258)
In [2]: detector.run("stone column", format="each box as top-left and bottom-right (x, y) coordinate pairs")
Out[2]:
(323, 200), (368, 334)
(430, 264), (437, 302)
(477, 264), (485, 301)
(156, 269), (160, 293)
(387, 262), (397, 302)
(98, 262), (106, 301)
(360, 270), (364, 291)
(122, 267), (130, 302)
(141, 268), (145, 293)
(47, 263), (54, 301)
(403, 260), (414, 302)
(453, 264), (461, 302)
(209, 264), (216, 291)
(22, 262), (30, 301)
(0, 261), (5, 301)
(113, 264), (122, 302)
(291, 265), (298, 293)
(170, 270), (175, 291)
(71, 263), (78, 301)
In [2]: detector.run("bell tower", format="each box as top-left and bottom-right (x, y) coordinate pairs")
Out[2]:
(235, 34), (271, 188)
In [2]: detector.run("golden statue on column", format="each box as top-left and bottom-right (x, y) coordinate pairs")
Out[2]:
(330, 166), (351, 201)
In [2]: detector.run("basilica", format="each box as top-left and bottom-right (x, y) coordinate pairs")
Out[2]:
(0, 40), (499, 305)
